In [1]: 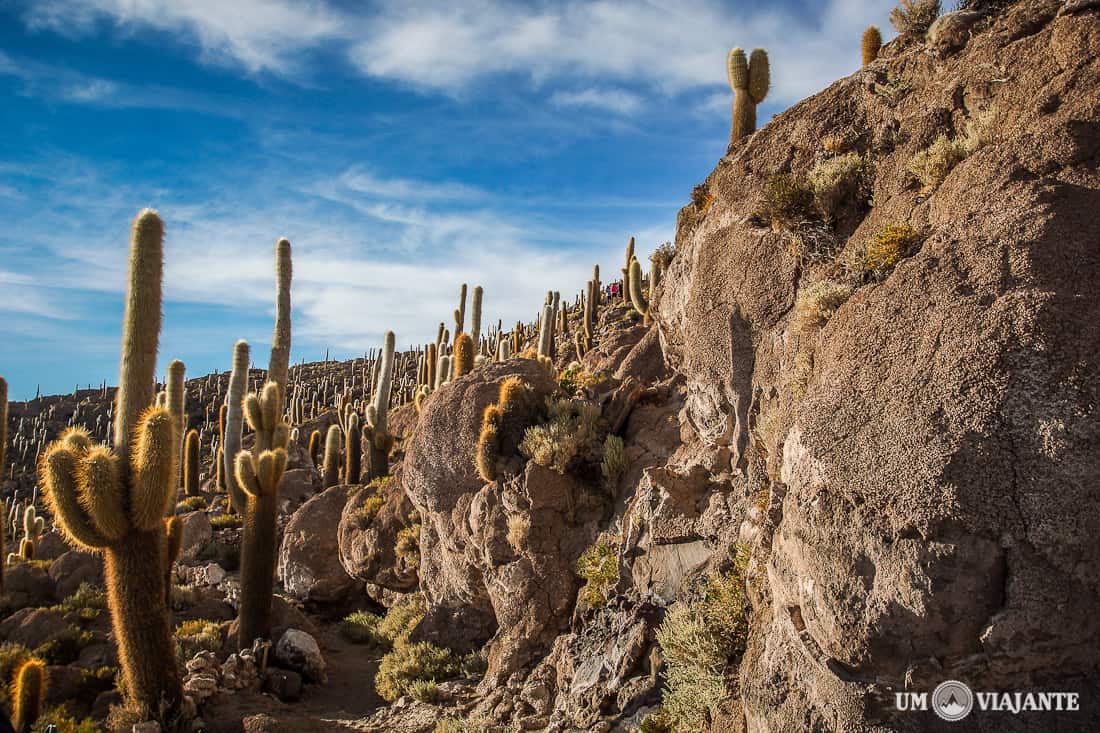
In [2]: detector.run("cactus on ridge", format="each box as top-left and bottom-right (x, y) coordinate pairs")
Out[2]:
(365, 331), (395, 481)
(346, 412), (362, 484)
(267, 238), (293, 401)
(728, 47), (770, 143)
(471, 285), (483, 353)
(862, 26), (882, 65)
(454, 332), (475, 379)
(183, 428), (200, 497)
(322, 424), (341, 489)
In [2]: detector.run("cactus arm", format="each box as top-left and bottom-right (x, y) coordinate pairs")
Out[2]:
(114, 209), (163, 469)
(42, 445), (111, 550)
(129, 406), (178, 531)
(727, 47), (747, 90)
(76, 446), (129, 543)
(748, 48), (770, 104)
(225, 340), (250, 513)
(267, 238), (293, 400)
(235, 451), (262, 498)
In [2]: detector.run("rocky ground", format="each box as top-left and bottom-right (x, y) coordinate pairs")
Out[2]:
(3, 1), (1100, 731)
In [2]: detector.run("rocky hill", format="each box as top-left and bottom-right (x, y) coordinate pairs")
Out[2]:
(2, 1), (1099, 732)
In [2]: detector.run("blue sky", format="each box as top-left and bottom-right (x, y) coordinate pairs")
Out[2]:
(0, 0), (895, 400)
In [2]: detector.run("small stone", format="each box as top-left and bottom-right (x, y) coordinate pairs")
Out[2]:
(132, 722), (161, 733)
(274, 628), (326, 683)
(263, 667), (303, 702)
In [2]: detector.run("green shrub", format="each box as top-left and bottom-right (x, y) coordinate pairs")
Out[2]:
(890, 0), (940, 37)
(196, 540), (240, 571)
(520, 397), (604, 474)
(375, 593), (426, 646)
(339, 610), (383, 645)
(56, 583), (107, 620)
(858, 224), (915, 274)
(408, 679), (440, 702)
(34, 628), (95, 665)
(651, 241), (676, 271)
(655, 570), (749, 731)
(756, 174), (813, 229)
(907, 134), (967, 189)
(395, 525), (421, 570)
(175, 496), (207, 513)
(375, 641), (462, 702)
(354, 495), (385, 528)
(174, 620), (222, 663)
(791, 281), (854, 338)
(600, 434), (627, 492)
(210, 513), (242, 530)
(32, 705), (100, 733)
(808, 153), (869, 222)
(576, 535), (619, 609)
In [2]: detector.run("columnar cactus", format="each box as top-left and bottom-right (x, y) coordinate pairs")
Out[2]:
(345, 412), (361, 485)
(322, 424), (341, 489)
(267, 238), (293, 400)
(456, 283), (467, 335)
(426, 343), (437, 391)
(39, 209), (183, 723)
(622, 238), (635, 304)
(166, 359), (186, 464)
(471, 285), (483, 352)
(628, 258), (651, 325)
(862, 26), (882, 65)
(183, 428), (200, 496)
(365, 331), (395, 481)
(308, 429), (322, 469)
(235, 381), (290, 647)
(164, 514), (181, 606)
(454, 332), (475, 378)
(537, 305), (553, 359)
(476, 377), (539, 483)
(11, 658), (46, 733)
(215, 403), (227, 491)
(728, 47), (770, 143)
(224, 340), (250, 513)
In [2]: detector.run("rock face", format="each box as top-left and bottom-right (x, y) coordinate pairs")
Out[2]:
(337, 470), (419, 592)
(657, 3), (1100, 729)
(278, 485), (361, 604)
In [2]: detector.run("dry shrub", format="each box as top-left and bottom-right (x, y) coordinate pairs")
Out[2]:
(757, 174), (814, 230)
(858, 224), (916, 274)
(808, 153), (869, 223)
(890, 0), (941, 37)
(791, 281), (855, 338)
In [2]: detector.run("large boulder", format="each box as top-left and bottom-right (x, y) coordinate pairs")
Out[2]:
(49, 550), (104, 601)
(337, 470), (419, 592)
(1, 561), (55, 609)
(177, 510), (213, 561)
(658, 4), (1100, 729)
(402, 359), (561, 664)
(277, 485), (360, 604)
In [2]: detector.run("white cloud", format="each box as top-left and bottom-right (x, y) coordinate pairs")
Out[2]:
(550, 88), (643, 115)
(20, 0), (898, 107)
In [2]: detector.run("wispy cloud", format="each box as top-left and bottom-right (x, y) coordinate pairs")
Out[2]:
(18, 0), (898, 107)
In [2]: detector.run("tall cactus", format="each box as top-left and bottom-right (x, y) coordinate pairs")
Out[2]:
(267, 238), (293, 400)
(628, 258), (651, 325)
(454, 332), (475, 379)
(345, 412), (361, 485)
(235, 381), (289, 648)
(537, 305), (553, 359)
(322, 424), (341, 489)
(366, 331), (394, 481)
(0, 376), (5, 594)
(215, 403), (227, 491)
(470, 285), (483, 353)
(307, 429), (322, 469)
(224, 340), (250, 513)
(183, 428), (200, 497)
(622, 238), (635, 304)
(862, 26), (882, 66)
(728, 47), (770, 143)
(11, 658), (46, 733)
(40, 209), (183, 724)
(456, 283), (467, 335)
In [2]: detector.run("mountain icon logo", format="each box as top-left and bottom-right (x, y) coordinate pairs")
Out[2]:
(933, 680), (974, 722)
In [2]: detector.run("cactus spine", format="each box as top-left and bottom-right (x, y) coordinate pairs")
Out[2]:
(454, 332), (475, 378)
(183, 428), (200, 496)
(345, 412), (361, 484)
(268, 238), (293, 400)
(224, 340), (250, 513)
(235, 381), (289, 648)
(862, 26), (882, 66)
(322, 424), (341, 489)
(729, 47), (770, 143)
(366, 331), (394, 481)
(40, 209), (183, 724)
(11, 658), (46, 733)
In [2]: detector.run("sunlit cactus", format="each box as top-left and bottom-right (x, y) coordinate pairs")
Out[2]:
(454, 332), (475, 378)
(39, 208), (183, 723)
(183, 428), (200, 497)
(267, 238), (293, 400)
(225, 340), (250, 513)
(323, 424), (341, 489)
(728, 47), (770, 143)
(346, 412), (362, 484)
(365, 331), (395, 480)
(862, 26), (882, 65)
(11, 658), (46, 733)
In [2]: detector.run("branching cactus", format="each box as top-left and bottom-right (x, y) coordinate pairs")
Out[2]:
(224, 340), (250, 513)
(728, 47), (770, 143)
(235, 381), (290, 648)
(862, 26), (882, 65)
(267, 238), (293, 400)
(322, 424), (341, 489)
(365, 331), (395, 480)
(39, 209), (184, 724)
